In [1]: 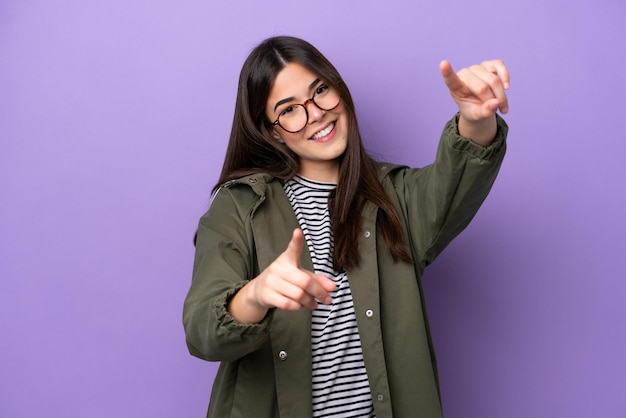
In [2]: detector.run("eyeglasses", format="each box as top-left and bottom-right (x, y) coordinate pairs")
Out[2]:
(272, 84), (341, 133)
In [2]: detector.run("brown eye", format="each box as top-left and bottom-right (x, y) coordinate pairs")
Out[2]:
(280, 105), (296, 117)
(315, 85), (329, 96)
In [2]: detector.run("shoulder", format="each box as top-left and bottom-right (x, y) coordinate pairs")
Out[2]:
(214, 172), (281, 202)
(373, 161), (411, 188)
(203, 173), (281, 224)
(203, 173), (278, 218)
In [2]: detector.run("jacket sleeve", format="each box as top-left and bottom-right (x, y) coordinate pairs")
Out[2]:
(183, 186), (273, 362)
(397, 114), (508, 267)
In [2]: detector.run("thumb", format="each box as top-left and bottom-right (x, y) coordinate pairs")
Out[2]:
(283, 228), (305, 267)
(480, 98), (502, 116)
(485, 97), (508, 115)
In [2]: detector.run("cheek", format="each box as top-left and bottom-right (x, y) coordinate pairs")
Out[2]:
(278, 129), (307, 146)
(338, 114), (350, 138)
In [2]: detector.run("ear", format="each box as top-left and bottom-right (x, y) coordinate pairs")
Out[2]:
(271, 128), (285, 143)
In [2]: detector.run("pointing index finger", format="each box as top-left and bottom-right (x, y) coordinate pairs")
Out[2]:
(440, 60), (467, 95)
(283, 228), (304, 267)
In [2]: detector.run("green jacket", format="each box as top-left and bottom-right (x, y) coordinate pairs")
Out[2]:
(184, 115), (508, 418)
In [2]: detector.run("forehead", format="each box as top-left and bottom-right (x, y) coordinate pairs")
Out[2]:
(268, 62), (319, 101)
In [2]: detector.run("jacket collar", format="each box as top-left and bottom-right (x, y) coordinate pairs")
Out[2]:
(375, 161), (407, 182)
(220, 162), (406, 197)
(219, 173), (275, 198)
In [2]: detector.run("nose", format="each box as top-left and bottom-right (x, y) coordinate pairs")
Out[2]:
(305, 100), (324, 124)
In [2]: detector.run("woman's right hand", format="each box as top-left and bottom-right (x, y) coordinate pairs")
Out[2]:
(227, 228), (336, 324)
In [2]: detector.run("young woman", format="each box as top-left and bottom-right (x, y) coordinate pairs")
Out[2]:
(184, 36), (509, 418)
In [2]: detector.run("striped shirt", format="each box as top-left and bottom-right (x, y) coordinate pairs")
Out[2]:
(284, 176), (376, 418)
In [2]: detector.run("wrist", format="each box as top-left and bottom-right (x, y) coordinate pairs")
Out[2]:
(228, 280), (269, 324)
(457, 114), (497, 147)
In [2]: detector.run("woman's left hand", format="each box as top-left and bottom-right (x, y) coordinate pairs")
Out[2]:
(440, 59), (510, 145)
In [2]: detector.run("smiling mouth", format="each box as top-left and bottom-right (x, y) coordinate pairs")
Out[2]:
(309, 122), (335, 140)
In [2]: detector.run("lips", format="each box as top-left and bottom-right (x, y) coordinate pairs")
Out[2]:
(309, 122), (335, 140)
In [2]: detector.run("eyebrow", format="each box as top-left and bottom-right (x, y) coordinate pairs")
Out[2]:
(273, 78), (321, 112)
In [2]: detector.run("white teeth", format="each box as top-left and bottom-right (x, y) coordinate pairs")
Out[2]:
(311, 122), (334, 140)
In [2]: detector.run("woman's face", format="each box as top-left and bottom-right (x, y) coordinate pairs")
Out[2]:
(265, 62), (348, 182)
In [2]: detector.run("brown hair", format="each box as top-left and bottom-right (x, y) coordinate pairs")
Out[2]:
(215, 36), (411, 270)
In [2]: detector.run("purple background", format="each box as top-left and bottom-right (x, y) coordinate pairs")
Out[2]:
(1, 0), (625, 417)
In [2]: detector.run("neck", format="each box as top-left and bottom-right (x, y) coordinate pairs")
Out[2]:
(298, 162), (339, 183)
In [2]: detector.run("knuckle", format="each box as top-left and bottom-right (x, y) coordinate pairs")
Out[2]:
(294, 272), (313, 287)
(302, 274), (314, 287)
(457, 68), (470, 77)
(485, 74), (500, 88)
(263, 270), (279, 286)
(477, 84), (490, 96)
(276, 299), (293, 311)
(292, 287), (306, 301)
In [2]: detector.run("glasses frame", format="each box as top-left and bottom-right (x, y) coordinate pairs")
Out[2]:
(271, 86), (341, 133)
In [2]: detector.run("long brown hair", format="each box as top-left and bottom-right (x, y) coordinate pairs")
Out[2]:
(215, 36), (411, 270)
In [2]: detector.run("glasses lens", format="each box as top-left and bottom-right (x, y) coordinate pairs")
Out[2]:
(278, 105), (307, 133)
(313, 85), (341, 111)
